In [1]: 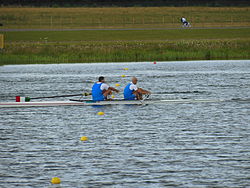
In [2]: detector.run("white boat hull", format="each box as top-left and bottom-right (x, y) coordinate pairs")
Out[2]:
(0, 99), (223, 108)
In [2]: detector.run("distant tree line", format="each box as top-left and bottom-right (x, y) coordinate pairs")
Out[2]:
(0, 0), (249, 7)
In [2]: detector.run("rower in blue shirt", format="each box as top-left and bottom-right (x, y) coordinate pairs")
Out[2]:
(92, 76), (119, 101)
(124, 77), (151, 100)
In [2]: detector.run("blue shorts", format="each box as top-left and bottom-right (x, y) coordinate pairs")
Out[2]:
(93, 94), (105, 101)
(124, 94), (136, 100)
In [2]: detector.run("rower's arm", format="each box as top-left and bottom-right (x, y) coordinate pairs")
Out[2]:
(109, 87), (119, 93)
(136, 88), (151, 95)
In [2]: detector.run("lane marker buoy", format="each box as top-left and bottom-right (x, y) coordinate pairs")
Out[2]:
(97, 112), (105, 115)
(80, 136), (88, 141)
(51, 177), (61, 184)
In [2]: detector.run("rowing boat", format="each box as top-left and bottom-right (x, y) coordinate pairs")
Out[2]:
(0, 99), (223, 108)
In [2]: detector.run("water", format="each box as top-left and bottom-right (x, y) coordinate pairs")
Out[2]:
(0, 60), (250, 187)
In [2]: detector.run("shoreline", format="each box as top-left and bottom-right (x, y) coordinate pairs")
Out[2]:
(1, 35), (250, 65)
(1, 59), (250, 67)
(1, 38), (249, 66)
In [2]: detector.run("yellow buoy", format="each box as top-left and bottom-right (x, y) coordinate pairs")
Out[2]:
(51, 177), (61, 184)
(124, 68), (129, 70)
(80, 136), (88, 141)
(97, 111), (105, 115)
(111, 95), (115, 99)
(121, 75), (126, 77)
(115, 83), (120, 87)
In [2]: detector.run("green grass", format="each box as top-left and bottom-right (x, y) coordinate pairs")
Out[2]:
(0, 7), (250, 29)
(3, 28), (250, 42)
(1, 28), (250, 65)
(1, 36), (249, 65)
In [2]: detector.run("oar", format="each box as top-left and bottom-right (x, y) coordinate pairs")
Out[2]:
(152, 91), (202, 95)
(15, 93), (91, 102)
(30, 93), (91, 100)
(140, 94), (150, 104)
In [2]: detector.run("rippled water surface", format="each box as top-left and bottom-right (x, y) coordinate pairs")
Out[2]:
(0, 60), (250, 187)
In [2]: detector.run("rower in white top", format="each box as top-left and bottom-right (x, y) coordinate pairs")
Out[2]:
(92, 76), (119, 101)
(181, 17), (191, 27)
(123, 77), (151, 100)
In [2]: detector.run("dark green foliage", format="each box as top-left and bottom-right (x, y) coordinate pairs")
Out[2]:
(1, 0), (250, 7)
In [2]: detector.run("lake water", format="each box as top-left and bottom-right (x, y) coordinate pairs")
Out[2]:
(0, 60), (250, 187)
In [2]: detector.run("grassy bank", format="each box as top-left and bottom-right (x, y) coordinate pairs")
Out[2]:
(0, 26), (249, 65)
(1, 38), (249, 65)
(2, 28), (250, 42)
(0, 7), (250, 29)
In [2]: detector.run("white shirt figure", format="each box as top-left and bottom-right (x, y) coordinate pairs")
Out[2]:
(129, 82), (138, 91)
(99, 82), (109, 91)
(181, 17), (186, 23)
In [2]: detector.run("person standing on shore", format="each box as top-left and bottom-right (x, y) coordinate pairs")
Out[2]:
(181, 17), (190, 27)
